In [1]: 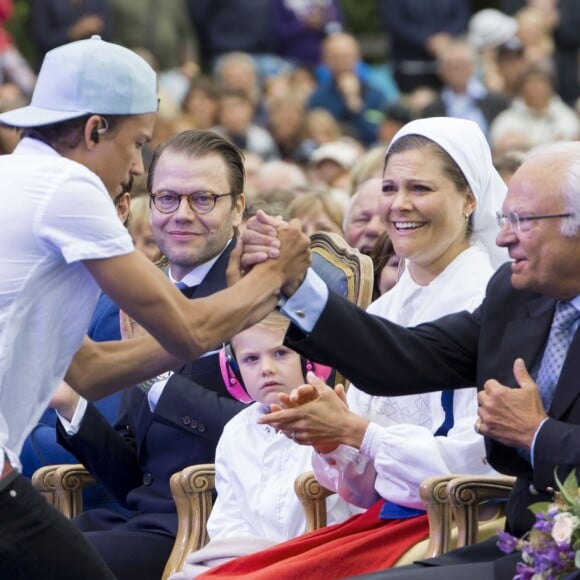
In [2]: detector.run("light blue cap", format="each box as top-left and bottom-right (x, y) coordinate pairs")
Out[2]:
(0, 35), (158, 128)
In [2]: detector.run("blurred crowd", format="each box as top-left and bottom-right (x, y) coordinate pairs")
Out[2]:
(1, 0), (579, 239)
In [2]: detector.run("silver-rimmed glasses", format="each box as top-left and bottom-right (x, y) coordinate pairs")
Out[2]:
(150, 191), (233, 215)
(496, 211), (574, 232)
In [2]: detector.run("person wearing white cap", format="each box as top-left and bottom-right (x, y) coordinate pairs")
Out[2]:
(0, 36), (310, 579)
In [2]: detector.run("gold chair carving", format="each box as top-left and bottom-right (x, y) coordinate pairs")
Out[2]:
(447, 474), (516, 548)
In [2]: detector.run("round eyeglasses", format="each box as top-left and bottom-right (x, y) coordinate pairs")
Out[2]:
(496, 211), (574, 232)
(150, 191), (233, 215)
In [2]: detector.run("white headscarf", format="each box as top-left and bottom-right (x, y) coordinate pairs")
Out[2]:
(385, 117), (509, 268)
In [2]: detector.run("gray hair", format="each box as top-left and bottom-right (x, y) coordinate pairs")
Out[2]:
(561, 157), (580, 236)
(524, 142), (580, 237)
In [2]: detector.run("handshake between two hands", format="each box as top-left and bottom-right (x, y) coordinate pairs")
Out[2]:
(232, 210), (312, 298)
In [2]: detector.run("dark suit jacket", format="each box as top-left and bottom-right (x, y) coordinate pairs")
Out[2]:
(285, 263), (580, 538)
(57, 240), (245, 537)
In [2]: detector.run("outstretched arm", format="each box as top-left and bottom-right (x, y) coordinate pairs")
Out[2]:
(68, 223), (311, 400)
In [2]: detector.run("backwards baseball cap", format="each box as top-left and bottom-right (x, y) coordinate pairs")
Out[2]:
(0, 35), (158, 128)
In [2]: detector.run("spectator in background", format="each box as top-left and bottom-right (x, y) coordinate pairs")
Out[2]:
(343, 177), (386, 256)
(309, 139), (361, 196)
(267, 93), (315, 164)
(500, 0), (579, 106)
(0, 81), (25, 153)
(378, 0), (470, 94)
(287, 189), (345, 237)
(350, 146), (389, 193)
(127, 195), (160, 263)
(181, 76), (220, 131)
(0, 0), (35, 95)
(187, 0), (287, 78)
(30, 0), (112, 64)
(493, 149), (525, 185)
(490, 62), (580, 156)
(214, 51), (269, 127)
(214, 88), (279, 162)
(467, 8), (519, 95)
(551, 0), (580, 106)
(272, 0), (343, 70)
(369, 231), (399, 300)
(308, 33), (388, 146)
(495, 37), (528, 101)
(305, 108), (343, 146)
(515, 4), (555, 67)
(421, 40), (509, 140)
(291, 65), (318, 103)
(251, 160), (309, 205)
(107, 0), (198, 104)
(376, 102), (413, 148)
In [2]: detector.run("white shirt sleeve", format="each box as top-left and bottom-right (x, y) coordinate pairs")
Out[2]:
(38, 170), (133, 263)
(56, 397), (88, 435)
(279, 268), (329, 333)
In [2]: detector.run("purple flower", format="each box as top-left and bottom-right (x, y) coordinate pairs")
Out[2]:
(497, 531), (519, 554)
(514, 561), (535, 580)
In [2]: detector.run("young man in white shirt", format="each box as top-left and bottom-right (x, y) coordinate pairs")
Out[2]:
(0, 37), (309, 579)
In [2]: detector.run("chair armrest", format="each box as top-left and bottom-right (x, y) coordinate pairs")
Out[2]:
(419, 474), (456, 557)
(54, 464), (95, 519)
(31, 464), (60, 510)
(162, 463), (216, 580)
(294, 471), (334, 532)
(32, 463), (94, 518)
(447, 474), (516, 548)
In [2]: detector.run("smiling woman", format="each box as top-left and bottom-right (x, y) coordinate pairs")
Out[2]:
(188, 119), (509, 580)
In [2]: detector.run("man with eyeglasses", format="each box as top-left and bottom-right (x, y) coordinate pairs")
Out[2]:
(0, 38), (309, 580)
(241, 141), (580, 579)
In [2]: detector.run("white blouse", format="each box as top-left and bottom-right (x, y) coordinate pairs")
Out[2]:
(313, 245), (500, 511)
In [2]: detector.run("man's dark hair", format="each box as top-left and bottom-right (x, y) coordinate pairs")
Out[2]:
(147, 130), (246, 201)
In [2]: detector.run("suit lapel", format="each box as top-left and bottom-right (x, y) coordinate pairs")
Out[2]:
(494, 296), (554, 387)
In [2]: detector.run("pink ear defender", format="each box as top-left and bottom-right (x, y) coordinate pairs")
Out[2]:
(219, 342), (333, 404)
(219, 342), (253, 404)
(306, 360), (333, 383)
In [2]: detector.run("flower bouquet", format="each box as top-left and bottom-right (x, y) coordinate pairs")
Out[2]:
(497, 469), (580, 579)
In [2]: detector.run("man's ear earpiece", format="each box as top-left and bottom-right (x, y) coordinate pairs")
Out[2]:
(90, 117), (109, 144)
(90, 127), (100, 144)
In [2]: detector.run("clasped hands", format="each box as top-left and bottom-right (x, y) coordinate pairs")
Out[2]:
(258, 373), (370, 454)
(232, 210), (311, 298)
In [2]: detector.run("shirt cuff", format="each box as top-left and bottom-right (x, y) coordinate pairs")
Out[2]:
(280, 268), (329, 333)
(57, 397), (88, 435)
(530, 417), (549, 468)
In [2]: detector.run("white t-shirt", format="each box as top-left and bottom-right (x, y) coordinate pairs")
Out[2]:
(0, 138), (133, 470)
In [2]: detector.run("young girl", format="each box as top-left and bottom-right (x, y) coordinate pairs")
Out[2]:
(172, 312), (355, 578)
